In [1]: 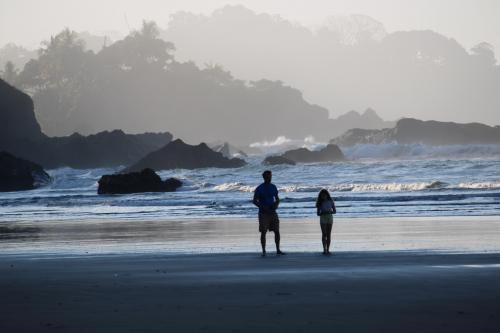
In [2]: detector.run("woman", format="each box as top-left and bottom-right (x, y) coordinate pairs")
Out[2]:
(316, 189), (336, 255)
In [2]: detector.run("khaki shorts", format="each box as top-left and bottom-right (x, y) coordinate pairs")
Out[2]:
(259, 212), (280, 232)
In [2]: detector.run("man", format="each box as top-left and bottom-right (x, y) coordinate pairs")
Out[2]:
(253, 170), (285, 257)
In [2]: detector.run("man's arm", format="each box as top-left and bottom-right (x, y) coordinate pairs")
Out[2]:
(273, 193), (280, 210)
(253, 190), (260, 208)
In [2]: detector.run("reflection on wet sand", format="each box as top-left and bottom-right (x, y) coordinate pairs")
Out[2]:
(0, 225), (40, 240)
(1, 216), (500, 256)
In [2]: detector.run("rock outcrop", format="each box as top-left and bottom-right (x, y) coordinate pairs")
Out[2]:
(330, 128), (390, 146)
(124, 139), (247, 172)
(393, 118), (500, 145)
(331, 118), (500, 146)
(329, 108), (395, 134)
(0, 151), (51, 191)
(0, 79), (172, 169)
(97, 168), (182, 194)
(210, 142), (248, 158)
(0, 79), (45, 143)
(44, 130), (172, 169)
(262, 155), (296, 165)
(279, 144), (345, 163)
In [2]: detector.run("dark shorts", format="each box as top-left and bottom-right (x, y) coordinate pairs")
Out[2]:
(259, 212), (280, 232)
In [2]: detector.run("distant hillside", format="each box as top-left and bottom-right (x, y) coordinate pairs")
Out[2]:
(329, 108), (395, 136)
(162, 5), (500, 125)
(330, 118), (500, 146)
(7, 23), (394, 146)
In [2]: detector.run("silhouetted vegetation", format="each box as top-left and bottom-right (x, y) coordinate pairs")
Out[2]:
(12, 22), (331, 145)
(0, 61), (18, 85)
(0, 43), (37, 75)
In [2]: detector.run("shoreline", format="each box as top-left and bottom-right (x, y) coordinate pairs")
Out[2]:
(3, 213), (500, 224)
(4, 214), (500, 226)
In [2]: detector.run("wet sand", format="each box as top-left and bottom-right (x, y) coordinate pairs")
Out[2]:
(2, 216), (500, 255)
(1, 251), (499, 332)
(1, 216), (500, 332)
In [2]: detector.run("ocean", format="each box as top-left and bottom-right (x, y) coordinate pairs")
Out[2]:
(1, 143), (500, 222)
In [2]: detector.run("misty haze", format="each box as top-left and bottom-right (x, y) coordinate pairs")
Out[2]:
(1, 1), (500, 332)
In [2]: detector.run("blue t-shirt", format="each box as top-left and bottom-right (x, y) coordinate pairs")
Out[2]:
(254, 183), (278, 213)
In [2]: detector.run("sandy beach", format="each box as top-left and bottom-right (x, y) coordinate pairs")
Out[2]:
(1, 216), (500, 332)
(1, 251), (499, 332)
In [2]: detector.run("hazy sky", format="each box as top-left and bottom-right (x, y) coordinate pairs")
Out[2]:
(1, 0), (499, 52)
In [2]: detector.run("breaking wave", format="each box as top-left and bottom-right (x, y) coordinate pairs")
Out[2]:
(249, 135), (326, 154)
(458, 182), (500, 190)
(213, 182), (255, 192)
(329, 181), (447, 192)
(208, 180), (500, 193)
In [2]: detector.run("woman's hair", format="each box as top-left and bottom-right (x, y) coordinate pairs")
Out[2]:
(316, 189), (332, 208)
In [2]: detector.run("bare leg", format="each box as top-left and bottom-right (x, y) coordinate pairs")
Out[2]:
(326, 223), (333, 254)
(275, 230), (284, 254)
(260, 231), (266, 256)
(320, 223), (327, 254)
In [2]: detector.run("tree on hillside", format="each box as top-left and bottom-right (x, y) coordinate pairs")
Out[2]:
(98, 21), (175, 72)
(0, 61), (18, 85)
(202, 63), (242, 86)
(471, 42), (496, 67)
(38, 28), (89, 87)
(15, 28), (92, 134)
(0, 43), (37, 71)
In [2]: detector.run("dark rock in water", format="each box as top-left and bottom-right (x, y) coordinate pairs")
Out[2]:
(262, 144), (345, 164)
(331, 118), (500, 146)
(393, 118), (500, 145)
(0, 78), (173, 169)
(124, 139), (247, 172)
(0, 151), (51, 191)
(280, 144), (345, 163)
(97, 168), (182, 194)
(263, 155), (296, 165)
